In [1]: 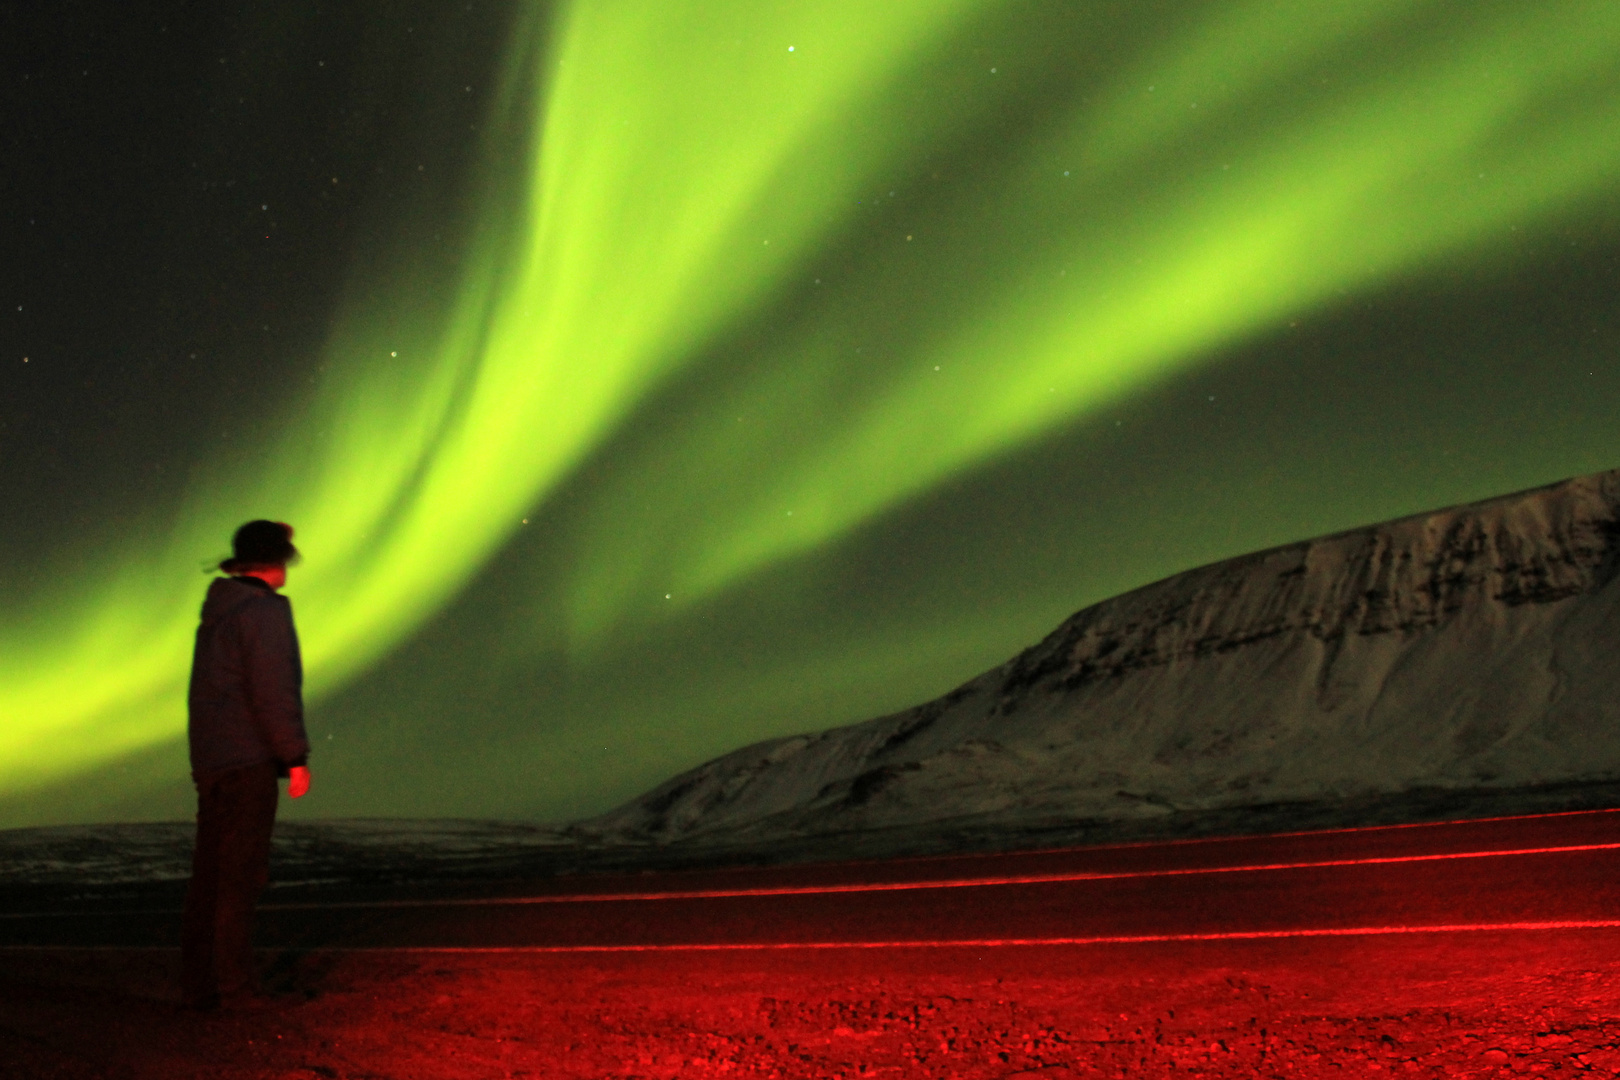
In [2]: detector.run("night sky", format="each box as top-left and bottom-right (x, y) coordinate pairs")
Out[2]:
(5, 1), (1620, 828)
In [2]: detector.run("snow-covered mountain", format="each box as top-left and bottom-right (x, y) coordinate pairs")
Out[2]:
(583, 469), (1620, 848)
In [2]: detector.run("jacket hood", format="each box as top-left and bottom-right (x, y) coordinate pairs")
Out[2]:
(199, 575), (275, 623)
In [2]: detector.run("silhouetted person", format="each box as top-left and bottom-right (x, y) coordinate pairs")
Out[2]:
(180, 519), (311, 1011)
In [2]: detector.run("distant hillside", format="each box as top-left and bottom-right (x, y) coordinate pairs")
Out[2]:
(581, 469), (1620, 851)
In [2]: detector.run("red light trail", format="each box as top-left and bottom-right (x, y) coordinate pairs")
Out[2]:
(253, 837), (1620, 908)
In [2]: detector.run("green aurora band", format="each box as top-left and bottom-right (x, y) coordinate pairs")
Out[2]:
(6, 0), (1620, 811)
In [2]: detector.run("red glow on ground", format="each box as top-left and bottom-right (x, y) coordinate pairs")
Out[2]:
(5, 929), (1620, 1077)
(7, 809), (1620, 1075)
(290, 918), (1620, 952)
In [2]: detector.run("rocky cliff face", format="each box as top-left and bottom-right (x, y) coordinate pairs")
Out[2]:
(582, 470), (1620, 847)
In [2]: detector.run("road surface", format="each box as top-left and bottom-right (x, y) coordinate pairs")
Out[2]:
(5, 808), (1619, 951)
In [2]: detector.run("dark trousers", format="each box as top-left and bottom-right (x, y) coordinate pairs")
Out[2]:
(180, 762), (279, 1004)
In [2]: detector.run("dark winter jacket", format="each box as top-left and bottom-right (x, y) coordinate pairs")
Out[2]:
(187, 576), (310, 782)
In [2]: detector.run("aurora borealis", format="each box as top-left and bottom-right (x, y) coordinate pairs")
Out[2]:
(4, 1), (1620, 828)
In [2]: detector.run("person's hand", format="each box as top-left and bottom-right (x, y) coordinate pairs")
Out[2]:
(287, 765), (311, 799)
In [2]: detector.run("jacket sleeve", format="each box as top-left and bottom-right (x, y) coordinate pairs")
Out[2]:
(238, 595), (311, 770)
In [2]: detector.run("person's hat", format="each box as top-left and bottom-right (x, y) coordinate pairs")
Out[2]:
(219, 520), (299, 572)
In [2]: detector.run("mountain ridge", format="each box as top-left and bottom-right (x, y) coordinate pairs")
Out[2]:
(581, 468), (1620, 847)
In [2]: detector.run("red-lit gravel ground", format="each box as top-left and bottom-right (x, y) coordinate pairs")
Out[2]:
(5, 930), (1620, 1078)
(6, 811), (1620, 1078)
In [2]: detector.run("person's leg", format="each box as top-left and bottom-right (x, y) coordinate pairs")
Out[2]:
(210, 762), (280, 998)
(180, 774), (224, 1007)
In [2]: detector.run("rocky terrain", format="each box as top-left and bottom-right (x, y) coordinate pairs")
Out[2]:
(7, 932), (1619, 1079)
(581, 468), (1620, 854)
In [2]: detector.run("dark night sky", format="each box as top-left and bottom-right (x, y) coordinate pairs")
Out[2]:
(4, 1), (1619, 828)
(1, 1), (509, 570)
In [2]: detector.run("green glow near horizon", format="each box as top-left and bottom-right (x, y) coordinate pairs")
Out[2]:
(5, 0), (1620, 802)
